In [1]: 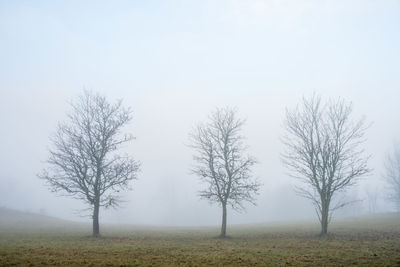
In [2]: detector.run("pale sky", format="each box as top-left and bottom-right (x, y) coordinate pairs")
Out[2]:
(1, 0), (399, 225)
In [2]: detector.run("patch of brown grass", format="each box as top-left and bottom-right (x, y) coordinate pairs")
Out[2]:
(1, 215), (400, 266)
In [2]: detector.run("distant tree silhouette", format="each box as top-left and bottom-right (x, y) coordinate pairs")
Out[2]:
(384, 145), (400, 212)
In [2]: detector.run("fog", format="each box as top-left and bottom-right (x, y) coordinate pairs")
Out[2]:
(1, 0), (399, 226)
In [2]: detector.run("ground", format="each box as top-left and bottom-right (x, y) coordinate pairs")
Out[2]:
(0, 210), (399, 266)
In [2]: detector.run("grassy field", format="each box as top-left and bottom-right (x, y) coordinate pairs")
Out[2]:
(0, 211), (399, 266)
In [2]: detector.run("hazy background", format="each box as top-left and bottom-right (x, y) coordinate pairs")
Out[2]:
(1, 0), (399, 226)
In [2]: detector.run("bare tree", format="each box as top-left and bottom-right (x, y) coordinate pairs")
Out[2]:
(189, 107), (260, 238)
(39, 90), (140, 237)
(384, 145), (400, 212)
(282, 95), (371, 235)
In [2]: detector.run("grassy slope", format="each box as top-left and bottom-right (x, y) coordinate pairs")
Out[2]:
(0, 207), (87, 231)
(0, 209), (399, 266)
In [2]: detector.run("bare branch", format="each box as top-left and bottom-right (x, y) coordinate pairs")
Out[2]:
(38, 90), (140, 236)
(282, 94), (371, 235)
(189, 107), (260, 237)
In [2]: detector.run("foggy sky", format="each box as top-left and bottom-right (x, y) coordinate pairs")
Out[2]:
(1, 0), (399, 226)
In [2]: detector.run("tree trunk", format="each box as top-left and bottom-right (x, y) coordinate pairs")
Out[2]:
(220, 203), (227, 238)
(92, 201), (100, 237)
(320, 204), (329, 236)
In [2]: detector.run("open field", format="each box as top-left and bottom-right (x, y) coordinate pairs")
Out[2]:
(0, 210), (399, 266)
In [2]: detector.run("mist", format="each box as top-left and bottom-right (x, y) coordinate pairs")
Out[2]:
(1, 0), (399, 227)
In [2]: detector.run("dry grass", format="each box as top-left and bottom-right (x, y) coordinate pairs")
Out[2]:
(0, 214), (399, 266)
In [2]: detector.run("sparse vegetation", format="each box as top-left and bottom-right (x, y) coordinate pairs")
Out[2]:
(1, 210), (399, 266)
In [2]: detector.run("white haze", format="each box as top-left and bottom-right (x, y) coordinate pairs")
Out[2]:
(0, 0), (399, 226)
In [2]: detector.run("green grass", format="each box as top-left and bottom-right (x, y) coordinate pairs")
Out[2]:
(0, 214), (400, 266)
